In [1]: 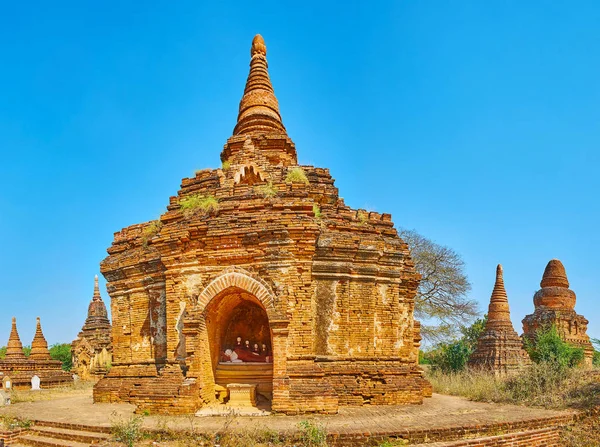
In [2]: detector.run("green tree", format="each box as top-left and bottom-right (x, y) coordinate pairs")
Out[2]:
(22, 345), (31, 357)
(49, 343), (72, 371)
(0, 346), (6, 359)
(399, 229), (478, 342)
(590, 338), (600, 367)
(525, 325), (584, 369)
(425, 317), (487, 373)
(461, 316), (487, 351)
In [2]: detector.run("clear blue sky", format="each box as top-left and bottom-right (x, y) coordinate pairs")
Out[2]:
(0, 1), (598, 346)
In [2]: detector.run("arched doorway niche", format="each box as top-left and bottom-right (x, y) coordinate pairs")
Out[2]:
(204, 286), (274, 402)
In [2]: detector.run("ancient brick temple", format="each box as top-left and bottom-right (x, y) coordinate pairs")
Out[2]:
(522, 259), (594, 366)
(72, 275), (113, 380)
(94, 35), (429, 415)
(0, 317), (72, 389)
(468, 265), (530, 374)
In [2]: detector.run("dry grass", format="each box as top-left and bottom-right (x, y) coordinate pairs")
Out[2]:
(179, 194), (219, 217)
(10, 379), (95, 403)
(428, 366), (600, 447)
(285, 167), (309, 185)
(427, 364), (600, 410)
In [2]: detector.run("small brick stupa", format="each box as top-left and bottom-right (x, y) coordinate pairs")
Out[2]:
(94, 35), (429, 415)
(468, 265), (530, 374)
(72, 275), (113, 380)
(0, 317), (72, 389)
(522, 259), (594, 366)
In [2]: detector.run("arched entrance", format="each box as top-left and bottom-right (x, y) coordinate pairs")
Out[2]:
(203, 286), (273, 403)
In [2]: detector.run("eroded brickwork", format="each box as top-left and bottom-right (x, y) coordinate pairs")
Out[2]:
(94, 35), (429, 414)
(0, 318), (72, 389)
(522, 259), (594, 366)
(72, 276), (113, 380)
(468, 265), (530, 374)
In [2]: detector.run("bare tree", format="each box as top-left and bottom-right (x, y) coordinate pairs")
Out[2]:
(399, 228), (479, 343)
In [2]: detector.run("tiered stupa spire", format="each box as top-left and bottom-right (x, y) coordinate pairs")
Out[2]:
(30, 317), (51, 360)
(84, 275), (110, 329)
(468, 265), (530, 374)
(487, 265), (512, 323)
(233, 34), (287, 136)
(5, 317), (26, 360)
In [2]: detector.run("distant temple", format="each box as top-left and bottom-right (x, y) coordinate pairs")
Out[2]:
(522, 259), (594, 366)
(0, 317), (72, 389)
(468, 265), (530, 374)
(72, 275), (112, 380)
(94, 35), (430, 415)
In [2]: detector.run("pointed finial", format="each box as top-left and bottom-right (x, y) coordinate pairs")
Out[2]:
(93, 275), (101, 301)
(6, 316), (26, 359)
(487, 264), (512, 323)
(232, 34), (286, 136)
(251, 34), (267, 56)
(30, 316), (51, 360)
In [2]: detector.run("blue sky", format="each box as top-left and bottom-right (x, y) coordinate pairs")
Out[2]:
(0, 1), (598, 346)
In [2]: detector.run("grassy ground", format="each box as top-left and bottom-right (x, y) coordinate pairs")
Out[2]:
(426, 364), (600, 447)
(10, 379), (95, 403)
(426, 364), (600, 410)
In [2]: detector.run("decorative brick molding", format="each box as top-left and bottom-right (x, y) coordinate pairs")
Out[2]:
(197, 268), (277, 316)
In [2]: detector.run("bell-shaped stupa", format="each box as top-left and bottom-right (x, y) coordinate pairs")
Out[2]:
(522, 259), (593, 366)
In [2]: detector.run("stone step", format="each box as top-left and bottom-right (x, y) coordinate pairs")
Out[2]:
(32, 426), (109, 444)
(15, 433), (91, 447)
(409, 427), (560, 446)
(31, 420), (110, 434)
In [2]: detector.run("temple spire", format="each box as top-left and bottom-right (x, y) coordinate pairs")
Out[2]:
(30, 317), (51, 360)
(85, 275), (111, 329)
(487, 264), (512, 323)
(233, 34), (287, 136)
(93, 274), (101, 301)
(6, 317), (26, 360)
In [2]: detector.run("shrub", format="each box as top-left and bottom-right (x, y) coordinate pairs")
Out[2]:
(427, 360), (600, 410)
(255, 181), (277, 198)
(313, 204), (322, 219)
(424, 317), (486, 373)
(0, 415), (32, 430)
(179, 194), (219, 217)
(111, 416), (143, 447)
(49, 343), (72, 371)
(525, 324), (584, 368)
(22, 345), (31, 357)
(298, 420), (327, 446)
(286, 167), (309, 184)
(222, 160), (231, 170)
(428, 340), (471, 373)
(141, 220), (162, 247)
(592, 338), (600, 367)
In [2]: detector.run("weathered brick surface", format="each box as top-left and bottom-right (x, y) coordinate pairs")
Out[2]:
(0, 317), (72, 389)
(468, 265), (530, 374)
(72, 275), (112, 380)
(409, 428), (561, 447)
(94, 35), (429, 414)
(522, 259), (594, 366)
